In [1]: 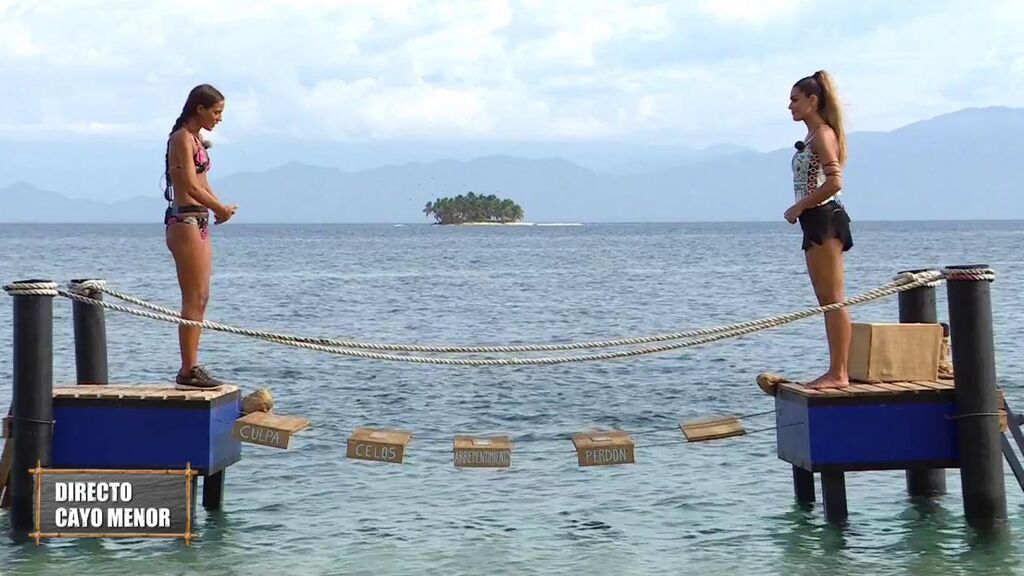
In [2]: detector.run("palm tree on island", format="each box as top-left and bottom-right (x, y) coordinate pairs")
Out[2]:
(423, 192), (525, 224)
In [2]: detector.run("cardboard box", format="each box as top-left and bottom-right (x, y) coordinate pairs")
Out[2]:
(232, 412), (309, 450)
(453, 435), (512, 468)
(346, 427), (412, 464)
(849, 323), (943, 382)
(571, 430), (635, 467)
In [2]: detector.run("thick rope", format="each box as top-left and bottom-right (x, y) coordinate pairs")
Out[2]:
(2, 281), (59, 297)
(83, 270), (944, 355)
(67, 279), (107, 296)
(51, 271), (943, 366)
(941, 267), (995, 282)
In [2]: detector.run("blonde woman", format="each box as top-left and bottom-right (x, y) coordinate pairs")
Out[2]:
(785, 70), (853, 389)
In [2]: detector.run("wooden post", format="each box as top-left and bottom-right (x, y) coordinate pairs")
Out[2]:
(7, 280), (55, 537)
(821, 471), (848, 523)
(203, 471), (225, 509)
(945, 264), (1006, 527)
(69, 279), (108, 385)
(793, 466), (815, 503)
(897, 270), (947, 496)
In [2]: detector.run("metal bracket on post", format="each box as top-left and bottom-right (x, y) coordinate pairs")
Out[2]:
(1000, 400), (1024, 493)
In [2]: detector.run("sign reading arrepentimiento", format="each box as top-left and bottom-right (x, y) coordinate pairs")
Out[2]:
(453, 436), (512, 468)
(31, 467), (196, 544)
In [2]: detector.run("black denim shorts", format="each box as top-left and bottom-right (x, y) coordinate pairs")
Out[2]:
(798, 200), (853, 252)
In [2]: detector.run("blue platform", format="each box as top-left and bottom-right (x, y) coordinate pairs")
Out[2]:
(775, 381), (961, 472)
(51, 385), (242, 474)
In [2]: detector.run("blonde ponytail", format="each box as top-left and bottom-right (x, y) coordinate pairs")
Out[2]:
(794, 70), (848, 165)
(813, 70), (847, 166)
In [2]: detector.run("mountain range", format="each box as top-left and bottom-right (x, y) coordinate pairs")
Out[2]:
(0, 106), (1019, 223)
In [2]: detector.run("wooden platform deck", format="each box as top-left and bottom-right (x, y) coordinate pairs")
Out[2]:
(778, 377), (955, 398)
(53, 385), (240, 402)
(765, 374), (1006, 431)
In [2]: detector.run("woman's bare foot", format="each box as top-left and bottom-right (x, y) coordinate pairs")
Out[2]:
(805, 372), (849, 390)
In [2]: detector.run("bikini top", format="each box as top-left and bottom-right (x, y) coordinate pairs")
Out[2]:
(164, 130), (211, 204)
(192, 133), (211, 174)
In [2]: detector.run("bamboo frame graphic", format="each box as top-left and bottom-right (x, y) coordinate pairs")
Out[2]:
(29, 462), (198, 546)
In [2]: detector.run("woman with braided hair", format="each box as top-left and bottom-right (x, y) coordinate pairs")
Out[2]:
(163, 84), (237, 389)
(785, 70), (853, 390)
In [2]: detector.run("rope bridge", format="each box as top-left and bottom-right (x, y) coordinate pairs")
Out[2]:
(2, 268), (987, 366)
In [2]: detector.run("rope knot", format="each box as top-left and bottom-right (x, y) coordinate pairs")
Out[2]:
(3, 280), (59, 297)
(892, 270), (944, 288)
(67, 279), (107, 296)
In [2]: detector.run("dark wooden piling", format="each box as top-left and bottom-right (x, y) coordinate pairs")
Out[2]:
(203, 471), (225, 509)
(898, 270), (947, 496)
(821, 471), (848, 522)
(793, 466), (815, 503)
(945, 264), (1006, 527)
(69, 279), (108, 385)
(8, 280), (55, 537)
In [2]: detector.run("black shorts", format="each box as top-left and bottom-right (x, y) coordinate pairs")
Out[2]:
(798, 200), (853, 252)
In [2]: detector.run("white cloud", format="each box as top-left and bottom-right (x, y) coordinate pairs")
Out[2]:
(0, 0), (1020, 150)
(698, 0), (805, 26)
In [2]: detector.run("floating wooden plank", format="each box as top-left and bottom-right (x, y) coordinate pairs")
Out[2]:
(233, 412), (310, 450)
(453, 436), (512, 468)
(571, 430), (635, 467)
(680, 416), (745, 442)
(346, 428), (412, 464)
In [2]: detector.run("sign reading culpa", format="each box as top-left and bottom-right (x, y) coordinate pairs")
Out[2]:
(29, 463), (198, 545)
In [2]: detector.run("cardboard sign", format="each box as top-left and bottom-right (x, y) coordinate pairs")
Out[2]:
(233, 412), (309, 450)
(453, 436), (512, 468)
(850, 323), (942, 382)
(571, 431), (635, 467)
(29, 464), (197, 545)
(346, 428), (412, 464)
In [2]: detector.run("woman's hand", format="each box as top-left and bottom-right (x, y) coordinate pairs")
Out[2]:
(784, 204), (803, 224)
(215, 204), (238, 225)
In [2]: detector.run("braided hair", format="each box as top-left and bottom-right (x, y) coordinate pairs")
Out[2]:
(163, 84), (224, 202)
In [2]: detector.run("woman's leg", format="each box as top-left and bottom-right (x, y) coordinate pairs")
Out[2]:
(166, 222), (211, 377)
(804, 238), (851, 389)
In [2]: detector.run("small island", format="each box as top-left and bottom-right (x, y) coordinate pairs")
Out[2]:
(423, 192), (525, 225)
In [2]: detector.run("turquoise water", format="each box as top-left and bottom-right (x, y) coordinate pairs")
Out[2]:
(0, 221), (1023, 575)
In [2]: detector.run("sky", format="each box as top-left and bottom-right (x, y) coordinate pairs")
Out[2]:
(1, 0), (1022, 151)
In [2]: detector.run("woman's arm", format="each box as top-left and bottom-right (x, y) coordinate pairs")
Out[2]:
(200, 177), (222, 204)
